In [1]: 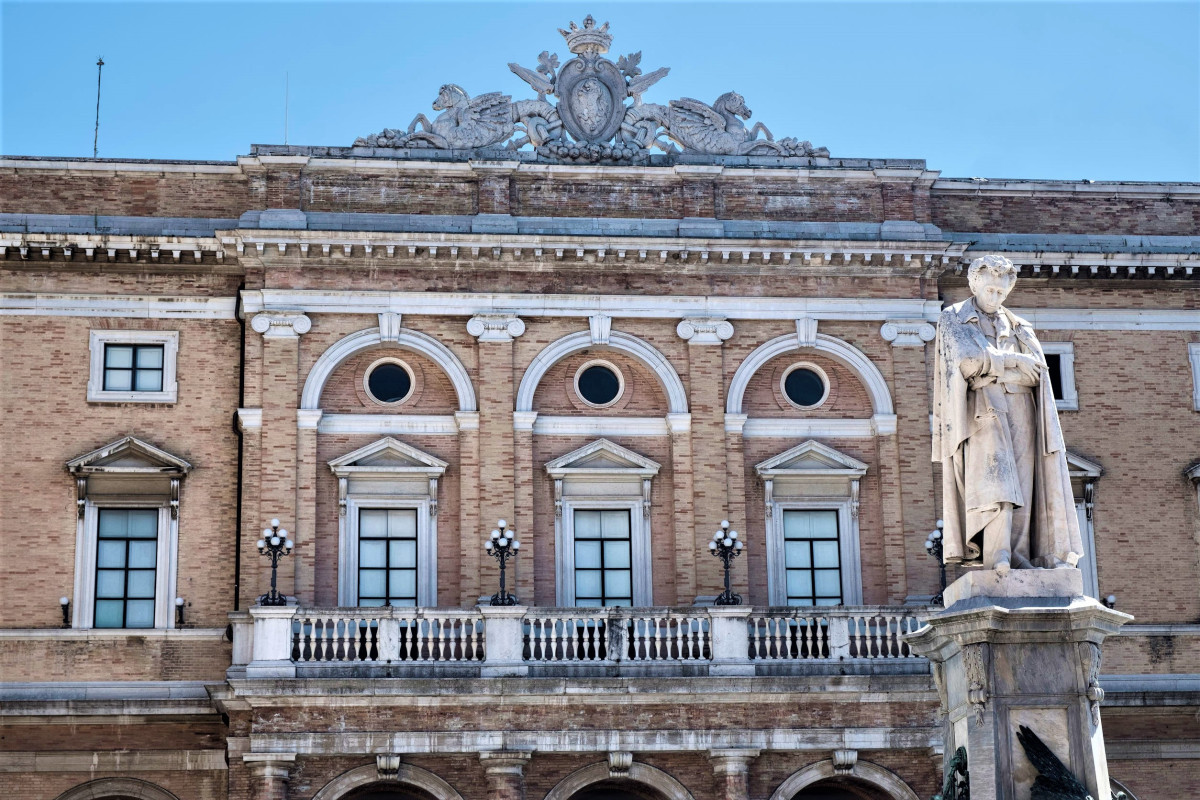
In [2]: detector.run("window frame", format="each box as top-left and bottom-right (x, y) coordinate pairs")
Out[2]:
(769, 499), (861, 607)
(1040, 341), (1078, 411)
(88, 330), (179, 404)
(341, 496), (435, 607)
(559, 498), (649, 607)
(1189, 343), (1200, 412)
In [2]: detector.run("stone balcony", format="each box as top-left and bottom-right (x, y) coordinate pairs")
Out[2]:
(230, 605), (931, 680)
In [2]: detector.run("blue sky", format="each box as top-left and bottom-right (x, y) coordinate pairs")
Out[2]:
(1, 1), (1197, 181)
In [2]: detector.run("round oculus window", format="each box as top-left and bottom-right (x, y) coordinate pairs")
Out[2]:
(575, 361), (623, 408)
(365, 360), (414, 404)
(782, 364), (828, 409)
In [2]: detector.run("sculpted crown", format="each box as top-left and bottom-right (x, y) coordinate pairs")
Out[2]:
(559, 15), (612, 55)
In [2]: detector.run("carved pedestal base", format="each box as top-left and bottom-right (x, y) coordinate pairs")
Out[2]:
(906, 571), (1131, 800)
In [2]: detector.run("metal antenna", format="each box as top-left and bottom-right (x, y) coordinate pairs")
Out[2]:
(93, 57), (104, 158)
(284, 72), (289, 145)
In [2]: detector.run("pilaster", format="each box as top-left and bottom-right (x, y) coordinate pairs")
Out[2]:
(709, 749), (759, 800)
(669, 412), (696, 604)
(480, 751), (532, 800)
(457, 411), (482, 605)
(243, 753), (297, 800)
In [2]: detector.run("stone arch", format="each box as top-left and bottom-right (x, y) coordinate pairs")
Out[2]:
(767, 760), (919, 800)
(312, 763), (466, 800)
(726, 333), (894, 419)
(543, 761), (695, 800)
(302, 326), (477, 412)
(517, 330), (688, 414)
(54, 777), (181, 800)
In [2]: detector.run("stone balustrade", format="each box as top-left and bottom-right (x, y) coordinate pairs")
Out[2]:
(233, 605), (930, 679)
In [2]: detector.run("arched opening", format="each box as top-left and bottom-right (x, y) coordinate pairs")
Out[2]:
(571, 780), (669, 800)
(792, 777), (895, 799)
(341, 785), (439, 800)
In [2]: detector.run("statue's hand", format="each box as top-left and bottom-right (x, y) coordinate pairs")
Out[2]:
(1004, 352), (1043, 383)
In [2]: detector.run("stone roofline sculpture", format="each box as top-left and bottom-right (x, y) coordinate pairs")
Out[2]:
(351, 15), (830, 165)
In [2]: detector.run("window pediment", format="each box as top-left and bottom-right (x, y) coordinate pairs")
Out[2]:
(1066, 451), (1103, 480)
(328, 437), (448, 478)
(545, 438), (661, 480)
(66, 436), (191, 475)
(754, 440), (867, 480)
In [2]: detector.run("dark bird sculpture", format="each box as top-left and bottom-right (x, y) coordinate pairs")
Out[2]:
(1016, 725), (1093, 800)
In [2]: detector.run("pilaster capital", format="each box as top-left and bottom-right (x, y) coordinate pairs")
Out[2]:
(724, 413), (748, 435)
(708, 749), (759, 775)
(251, 311), (311, 338)
(297, 409), (323, 429)
(666, 413), (692, 434)
(479, 750), (532, 776)
(513, 411), (539, 432)
(677, 316), (733, 345)
(468, 314), (525, 342)
(243, 752), (297, 780)
(455, 411), (481, 431)
(880, 319), (936, 347)
(237, 408), (263, 431)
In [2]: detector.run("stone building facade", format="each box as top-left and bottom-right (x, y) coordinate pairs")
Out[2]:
(3, 20), (1200, 800)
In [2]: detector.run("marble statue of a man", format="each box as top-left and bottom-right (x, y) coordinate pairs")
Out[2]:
(932, 254), (1084, 574)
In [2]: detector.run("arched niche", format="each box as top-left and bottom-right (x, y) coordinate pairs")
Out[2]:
(517, 330), (688, 415)
(301, 326), (477, 412)
(542, 761), (695, 800)
(54, 778), (181, 800)
(312, 763), (465, 800)
(768, 760), (919, 800)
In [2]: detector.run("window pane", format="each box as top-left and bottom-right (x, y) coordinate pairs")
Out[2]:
(359, 541), (387, 568)
(387, 509), (417, 537)
(574, 510), (601, 538)
(128, 510), (159, 538)
(604, 570), (632, 598)
(105, 346), (133, 368)
(359, 509), (388, 538)
(96, 570), (126, 598)
(606, 598), (632, 608)
(126, 569), (157, 598)
(786, 571), (813, 599)
(134, 370), (163, 392)
(97, 540), (127, 568)
(104, 369), (132, 391)
(813, 541), (840, 568)
(98, 510), (127, 538)
(603, 540), (630, 568)
(814, 570), (841, 598)
(359, 569), (386, 598)
(125, 600), (155, 628)
(601, 510), (630, 538)
(815, 598), (842, 607)
(94, 599), (124, 628)
(783, 511), (811, 539)
(136, 346), (163, 368)
(359, 597), (386, 607)
(783, 541), (810, 569)
(128, 540), (157, 568)
(388, 539), (416, 567)
(575, 540), (601, 569)
(388, 570), (416, 598)
(576, 598), (603, 608)
(575, 570), (602, 598)
(809, 511), (839, 538)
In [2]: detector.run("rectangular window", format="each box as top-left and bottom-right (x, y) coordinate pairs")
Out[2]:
(94, 508), (159, 628)
(103, 344), (165, 392)
(357, 508), (418, 607)
(573, 509), (633, 607)
(782, 509), (842, 606)
(1044, 353), (1063, 400)
(1040, 342), (1077, 410)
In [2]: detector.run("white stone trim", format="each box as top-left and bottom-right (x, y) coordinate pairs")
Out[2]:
(1041, 341), (1079, 411)
(0, 629), (224, 640)
(363, 357), (416, 406)
(726, 332), (894, 418)
(676, 317), (733, 345)
(516, 330), (688, 414)
(50, 778), (185, 800)
(574, 359), (625, 409)
(0, 750), (225, 772)
(87, 330), (179, 404)
(1, 294), (235, 319)
(780, 362), (830, 410)
(544, 762), (695, 800)
(467, 314), (526, 342)
(311, 763), (466, 800)
(1190, 343), (1200, 411)
(531, 416), (671, 436)
(301, 326), (477, 412)
(740, 417), (896, 438)
(316, 414), (460, 435)
(242, 289), (941, 323)
(237, 408), (263, 431)
(1012, 308), (1200, 331)
(250, 311), (310, 338)
(296, 409), (324, 429)
(767, 760), (919, 800)
(880, 320), (936, 347)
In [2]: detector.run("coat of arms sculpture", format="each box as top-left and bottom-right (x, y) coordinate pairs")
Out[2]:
(354, 15), (830, 164)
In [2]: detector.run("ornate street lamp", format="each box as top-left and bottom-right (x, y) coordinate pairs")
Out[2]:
(924, 519), (947, 607)
(708, 520), (744, 606)
(59, 596), (71, 628)
(484, 519), (520, 606)
(256, 519), (294, 606)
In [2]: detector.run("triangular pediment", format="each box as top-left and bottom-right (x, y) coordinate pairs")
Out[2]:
(545, 438), (660, 478)
(1066, 451), (1103, 479)
(66, 436), (191, 474)
(755, 440), (867, 478)
(328, 437), (448, 476)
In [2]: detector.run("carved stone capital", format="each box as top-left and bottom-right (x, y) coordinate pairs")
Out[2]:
(479, 751), (532, 777)
(607, 751), (633, 779)
(708, 749), (759, 776)
(677, 316), (733, 345)
(881, 319), (935, 347)
(251, 311), (311, 338)
(376, 754), (402, 782)
(468, 314), (525, 342)
(832, 749), (858, 776)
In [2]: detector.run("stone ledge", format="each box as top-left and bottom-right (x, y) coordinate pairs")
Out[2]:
(943, 568), (1083, 608)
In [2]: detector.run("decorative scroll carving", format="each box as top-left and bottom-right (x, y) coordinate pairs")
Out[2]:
(832, 750), (857, 776)
(250, 311), (311, 338)
(468, 314), (526, 342)
(170, 477), (180, 520)
(76, 477), (88, 518)
(354, 16), (828, 163)
(608, 751), (633, 779)
(880, 320), (936, 348)
(1079, 641), (1104, 728)
(338, 477), (348, 518)
(963, 642), (990, 727)
(554, 478), (563, 518)
(677, 317), (733, 345)
(429, 477), (439, 518)
(376, 754), (402, 782)
(850, 479), (860, 519)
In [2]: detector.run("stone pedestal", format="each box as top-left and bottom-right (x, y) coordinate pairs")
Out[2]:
(906, 570), (1131, 800)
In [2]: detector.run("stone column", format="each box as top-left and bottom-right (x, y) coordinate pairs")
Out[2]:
(709, 749), (759, 800)
(243, 753), (297, 800)
(480, 751), (532, 800)
(906, 571), (1131, 800)
(469, 315), (525, 598)
(250, 311), (311, 605)
(678, 317), (737, 600)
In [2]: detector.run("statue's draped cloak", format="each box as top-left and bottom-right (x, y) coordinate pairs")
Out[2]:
(932, 299), (1083, 566)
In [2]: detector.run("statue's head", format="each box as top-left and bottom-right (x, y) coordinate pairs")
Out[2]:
(716, 92), (752, 120)
(433, 84), (469, 111)
(967, 254), (1018, 314)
